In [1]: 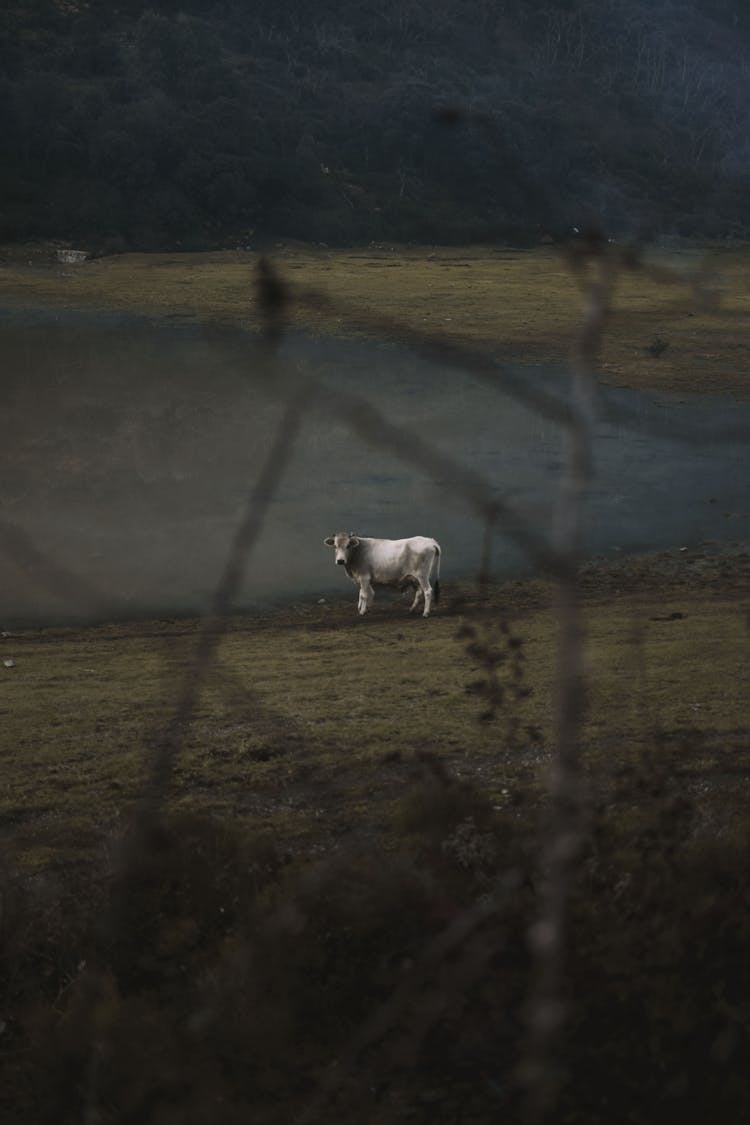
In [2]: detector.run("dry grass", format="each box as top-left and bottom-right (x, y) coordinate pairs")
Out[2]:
(3, 552), (748, 874)
(1, 241), (748, 395)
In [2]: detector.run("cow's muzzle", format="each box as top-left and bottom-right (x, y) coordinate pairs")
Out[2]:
(336, 558), (346, 565)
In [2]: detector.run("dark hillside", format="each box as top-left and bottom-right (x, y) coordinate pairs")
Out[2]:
(1, 0), (748, 248)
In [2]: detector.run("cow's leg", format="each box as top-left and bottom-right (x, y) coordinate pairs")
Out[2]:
(408, 584), (424, 613)
(414, 577), (432, 617)
(358, 578), (375, 615)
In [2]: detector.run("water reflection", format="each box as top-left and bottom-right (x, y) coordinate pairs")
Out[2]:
(2, 309), (748, 623)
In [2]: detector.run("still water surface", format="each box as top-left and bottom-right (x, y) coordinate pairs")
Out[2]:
(2, 309), (748, 623)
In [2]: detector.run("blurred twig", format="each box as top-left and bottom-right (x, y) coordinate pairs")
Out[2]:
(520, 234), (612, 1122)
(77, 382), (312, 1125)
(142, 387), (312, 814)
(266, 247), (748, 455)
(253, 259), (570, 576)
(0, 517), (110, 614)
(291, 280), (583, 430)
(298, 874), (519, 1124)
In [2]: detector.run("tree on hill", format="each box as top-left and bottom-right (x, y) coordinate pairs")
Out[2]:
(1, 0), (748, 248)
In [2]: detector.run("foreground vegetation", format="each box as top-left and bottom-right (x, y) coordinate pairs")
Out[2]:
(1, 551), (749, 1122)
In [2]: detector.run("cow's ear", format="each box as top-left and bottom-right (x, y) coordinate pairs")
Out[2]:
(348, 536), (360, 548)
(324, 536), (335, 546)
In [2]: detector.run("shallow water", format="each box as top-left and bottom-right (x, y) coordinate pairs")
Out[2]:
(2, 308), (748, 624)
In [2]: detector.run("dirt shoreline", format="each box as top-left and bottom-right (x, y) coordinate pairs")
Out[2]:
(2, 240), (749, 396)
(6, 542), (749, 636)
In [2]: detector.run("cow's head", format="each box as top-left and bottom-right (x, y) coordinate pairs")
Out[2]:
(324, 531), (360, 566)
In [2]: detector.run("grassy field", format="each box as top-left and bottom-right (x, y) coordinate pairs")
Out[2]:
(1, 240), (749, 396)
(3, 549), (748, 875)
(2, 550), (749, 1122)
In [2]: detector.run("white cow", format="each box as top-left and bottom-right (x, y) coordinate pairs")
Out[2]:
(323, 532), (441, 617)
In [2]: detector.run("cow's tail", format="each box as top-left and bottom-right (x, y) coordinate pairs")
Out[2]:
(433, 541), (441, 605)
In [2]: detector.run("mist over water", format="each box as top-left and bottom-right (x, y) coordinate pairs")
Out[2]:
(2, 308), (748, 625)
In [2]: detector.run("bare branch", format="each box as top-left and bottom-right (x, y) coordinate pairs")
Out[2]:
(138, 387), (312, 823)
(0, 517), (110, 614)
(520, 240), (613, 1122)
(299, 874), (519, 1124)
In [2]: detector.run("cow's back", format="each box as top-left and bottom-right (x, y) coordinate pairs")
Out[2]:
(360, 536), (438, 585)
